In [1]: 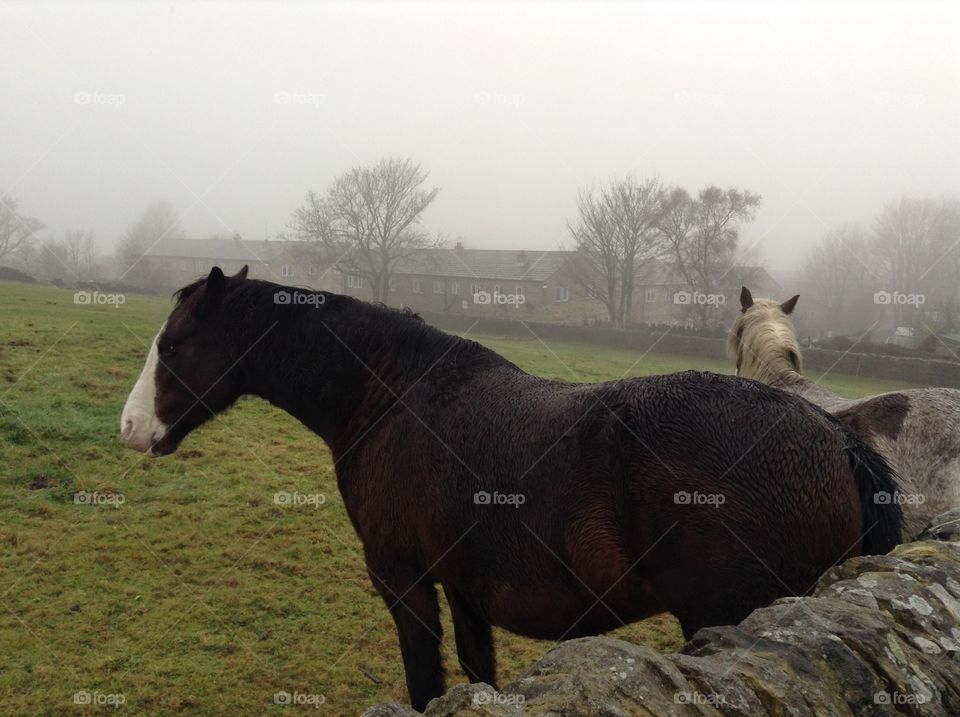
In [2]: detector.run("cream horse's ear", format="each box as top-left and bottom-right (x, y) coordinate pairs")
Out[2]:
(780, 295), (799, 315)
(740, 286), (754, 311)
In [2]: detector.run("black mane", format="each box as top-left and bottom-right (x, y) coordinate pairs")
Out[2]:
(172, 277), (205, 304)
(174, 275), (510, 375)
(175, 274), (422, 322)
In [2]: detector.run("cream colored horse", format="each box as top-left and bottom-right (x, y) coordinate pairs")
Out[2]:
(730, 287), (960, 538)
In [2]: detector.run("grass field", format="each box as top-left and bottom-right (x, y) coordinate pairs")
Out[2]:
(0, 280), (928, 715)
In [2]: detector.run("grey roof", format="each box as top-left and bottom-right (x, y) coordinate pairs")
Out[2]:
(635, 259), (686, 286)
(722, 265), (781, 292)
(142, 240), (688, 286)
(143, 238), (293, 262)
(391, 249), (575, 282)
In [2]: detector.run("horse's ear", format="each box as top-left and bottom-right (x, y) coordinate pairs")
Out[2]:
(740, 286), (754, 311)
(202, 266), (226, 310)
(234, 265), (249, 280)
(780, 294), (799, 315)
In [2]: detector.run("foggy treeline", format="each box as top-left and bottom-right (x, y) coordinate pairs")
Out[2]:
(801, 198), (960, 336)
(3, 169), (958, 340)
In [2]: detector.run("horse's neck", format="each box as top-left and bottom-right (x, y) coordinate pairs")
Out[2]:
(771, 371), (840, 407)
(242, 306), (502, 447)
(241, 320), (354, 443)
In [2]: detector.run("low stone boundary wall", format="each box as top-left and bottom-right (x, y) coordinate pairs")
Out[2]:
(364, 509), (960, 717)
(802, 348), (960, 388)
(420, 311), (960, 388)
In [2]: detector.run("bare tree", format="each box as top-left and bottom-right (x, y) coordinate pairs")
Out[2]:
(118, 200), (181, 283)
(930, 199), (960, 330)
(567, 188), (619, 325)
(38, 239), (70, 282)
(63, 229), (96, 280)
(290, 157), (441, 302)
(661, 186), (761, 329)
(802, 224), (873, 333)
(872, 196), (960, 327)
(0, 196), (43, 264)
(567, 177), (667, 327)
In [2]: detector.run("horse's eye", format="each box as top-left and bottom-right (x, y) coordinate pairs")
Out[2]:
(159, 341), (177, 357)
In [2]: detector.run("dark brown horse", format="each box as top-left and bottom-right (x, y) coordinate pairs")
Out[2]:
(121, 267), (902, 711)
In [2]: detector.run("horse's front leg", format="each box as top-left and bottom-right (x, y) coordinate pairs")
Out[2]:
(368, 568), (444, 711)
(443, 587), (496, 686)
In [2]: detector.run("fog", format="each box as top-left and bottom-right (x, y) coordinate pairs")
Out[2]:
(1, 0), (958, 269)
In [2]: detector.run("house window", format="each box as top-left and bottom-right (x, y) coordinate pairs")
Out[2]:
(346, 274), (364, 289)
(470, 283), (481, 297)
(433, 280), (443, 294)
(515, 286), (524, 298)
(645, 288), (658, 303)
(451, 282), (460, 295)
(586, 286), (599, 298)
(280, 265), (293, 278)
(555, 286), (570, 302)
(307, 264), (319, 277)
(493, 284), (502, 297)
(412, 279), (423, 294)
(388, 277), (398, 292)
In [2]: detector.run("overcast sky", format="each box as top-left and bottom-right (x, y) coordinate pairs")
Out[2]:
(1, 0), (957, 269)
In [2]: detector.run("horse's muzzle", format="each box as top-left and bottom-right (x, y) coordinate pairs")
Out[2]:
(120, 414), (170, 456)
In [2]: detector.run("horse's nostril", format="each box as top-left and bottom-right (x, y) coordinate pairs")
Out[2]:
(122, 419), (133, 438)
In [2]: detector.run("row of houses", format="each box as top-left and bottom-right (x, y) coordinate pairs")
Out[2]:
(138, 237), (781, 327)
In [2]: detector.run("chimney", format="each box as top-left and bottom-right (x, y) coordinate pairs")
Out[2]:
(454, 240), (464, 252)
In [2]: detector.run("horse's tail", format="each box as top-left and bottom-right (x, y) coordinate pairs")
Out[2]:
(845, 433), (903, 555)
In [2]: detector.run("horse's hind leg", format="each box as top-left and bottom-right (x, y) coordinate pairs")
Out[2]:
(369, 570), (444, 711)
(673, 597), (755, 641)
(443, 588), (496, 686)
(672, 576), (786, 641)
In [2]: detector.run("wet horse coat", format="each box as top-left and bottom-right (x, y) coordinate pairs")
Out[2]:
(121, 268), (902, 711)
(731, 287), (960, 538)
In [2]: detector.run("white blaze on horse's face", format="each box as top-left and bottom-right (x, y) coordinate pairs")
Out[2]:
(120, 323), (169, 455)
